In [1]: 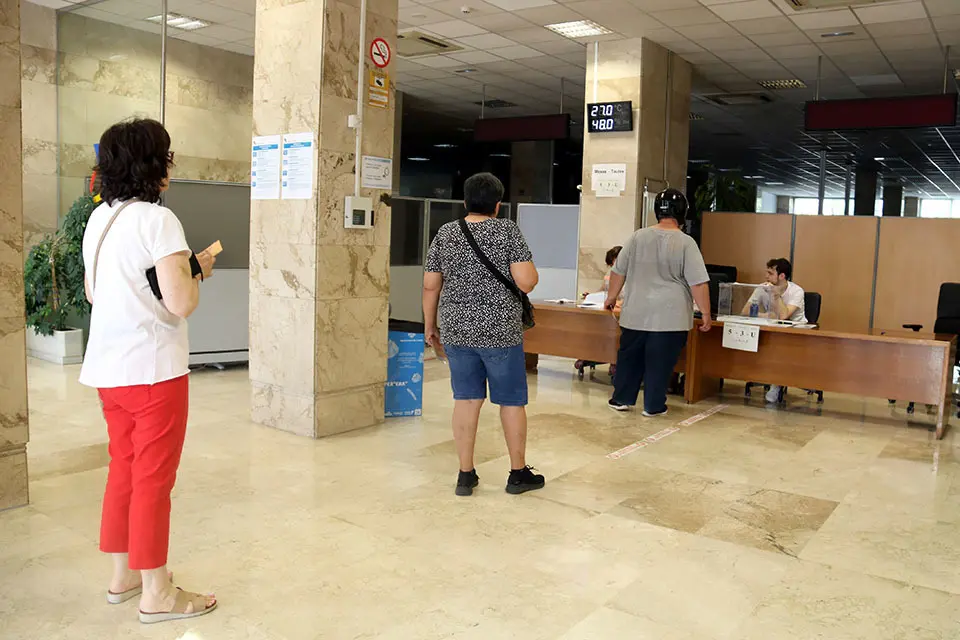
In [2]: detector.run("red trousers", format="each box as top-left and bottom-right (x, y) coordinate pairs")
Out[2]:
(98, 375), (189, 570)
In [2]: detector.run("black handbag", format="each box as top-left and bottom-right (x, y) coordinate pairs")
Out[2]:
(458, 218), (535, 331)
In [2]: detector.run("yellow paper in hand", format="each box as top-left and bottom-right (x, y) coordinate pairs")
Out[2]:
(205, 240), (223, 257)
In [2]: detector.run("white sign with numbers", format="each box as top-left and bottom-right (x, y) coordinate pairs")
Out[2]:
(722, 322), (760, 352)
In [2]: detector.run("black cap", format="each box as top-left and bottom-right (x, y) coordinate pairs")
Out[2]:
(654, 188), (688, 224)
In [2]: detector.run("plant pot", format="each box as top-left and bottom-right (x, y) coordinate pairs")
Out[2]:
(26, 328), (84, 365)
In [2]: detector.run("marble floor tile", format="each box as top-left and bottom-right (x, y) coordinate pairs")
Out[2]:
(732, 560), (960, 639)
(3, 356), (960, 639)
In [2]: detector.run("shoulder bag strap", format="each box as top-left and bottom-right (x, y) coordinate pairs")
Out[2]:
(91, 199), (137, 297)
(458, 218), (523, 302)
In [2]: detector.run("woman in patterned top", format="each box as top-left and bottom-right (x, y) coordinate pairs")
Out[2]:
(423, 173), (545, 497)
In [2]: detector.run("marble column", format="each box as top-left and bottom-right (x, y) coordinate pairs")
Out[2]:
(1, 0), (29, 510)
(250, 0), (396, 438)
(578, 38), (692, 293)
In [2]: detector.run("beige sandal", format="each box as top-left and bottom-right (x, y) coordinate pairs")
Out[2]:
(139, 588), (217, 624)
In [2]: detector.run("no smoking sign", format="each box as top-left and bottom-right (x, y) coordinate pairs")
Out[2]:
(370, 37), (391, 68)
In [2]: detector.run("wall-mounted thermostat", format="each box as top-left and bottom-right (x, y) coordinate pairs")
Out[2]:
(344, 196), (374, 229)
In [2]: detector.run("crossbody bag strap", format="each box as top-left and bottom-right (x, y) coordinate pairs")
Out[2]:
(91, 198), (137, 297)
(458, 218), (523, 302)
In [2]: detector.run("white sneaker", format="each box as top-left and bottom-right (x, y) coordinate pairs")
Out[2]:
(765, 385), (782, 404)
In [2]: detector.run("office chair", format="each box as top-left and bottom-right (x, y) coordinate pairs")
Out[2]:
(745, 291), (824, 404)
(705, 264), (738, 284)
(890, 282), (960, 416)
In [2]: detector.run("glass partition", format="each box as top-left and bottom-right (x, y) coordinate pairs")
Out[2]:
(390, 198), (425, 266)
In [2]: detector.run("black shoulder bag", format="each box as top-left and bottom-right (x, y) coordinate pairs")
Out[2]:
(458, 218), (535, 331)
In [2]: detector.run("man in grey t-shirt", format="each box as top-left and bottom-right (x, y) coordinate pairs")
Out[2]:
(605, 189), (712, 416)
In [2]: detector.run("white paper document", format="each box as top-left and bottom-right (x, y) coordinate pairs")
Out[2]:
(579, 292), (607, 308)
(591, 163), (627, 197)
(545, 298), (577, 305)
(722, 322), (760, 352)
(281, 132), (315, 200)
(250, 135), (282, 200)
(361, 155), (393, 189)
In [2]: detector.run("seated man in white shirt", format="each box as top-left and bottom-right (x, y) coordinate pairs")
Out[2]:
(742, 258), (808, 403)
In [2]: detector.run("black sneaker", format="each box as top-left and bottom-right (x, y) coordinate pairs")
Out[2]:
(456, 469), (479, 496)
(608, 399), (631, 412)
(506, 466), (545, 495)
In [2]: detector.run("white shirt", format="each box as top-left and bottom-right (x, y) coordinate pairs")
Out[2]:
(79, 200), (191, 388)
(749, 281), (807, 323)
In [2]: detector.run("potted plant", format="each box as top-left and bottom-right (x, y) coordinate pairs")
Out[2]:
(23, 192), (98, 364)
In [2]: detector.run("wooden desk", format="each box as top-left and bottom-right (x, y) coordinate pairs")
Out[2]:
(523, 302), (687, 373)
(686, 321), (956, 439)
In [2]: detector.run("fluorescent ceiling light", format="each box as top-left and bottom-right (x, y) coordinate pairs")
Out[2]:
(545, 20), (612, 39)
(455, 68), (478, 74)
(765, 182), (785, 186)
(146, 13), (211, 31)
(407, 157), (430, 162)
(490, 153), (511, 158)
(874, 157), (886, 161)
(821, 31), (855, 39)
(434, 144), (457, 148)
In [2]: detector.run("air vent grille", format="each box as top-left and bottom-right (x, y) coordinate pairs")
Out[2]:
(397, 31), (463, 57)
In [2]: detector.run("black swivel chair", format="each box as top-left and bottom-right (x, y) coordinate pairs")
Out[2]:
(746, 291), (824, 404)
(891, 283), (960, 416)
(705, 264), (738, 286)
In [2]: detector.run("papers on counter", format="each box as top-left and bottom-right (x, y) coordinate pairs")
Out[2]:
(545, 298), (577, 305)
(580, 292), (607, 308)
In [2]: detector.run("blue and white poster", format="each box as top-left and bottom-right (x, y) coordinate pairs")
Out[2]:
(280, 132), (315, 200)
(385, 331), (424, 418)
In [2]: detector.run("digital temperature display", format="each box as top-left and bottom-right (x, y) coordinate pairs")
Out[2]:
(587, 101), (633, 133)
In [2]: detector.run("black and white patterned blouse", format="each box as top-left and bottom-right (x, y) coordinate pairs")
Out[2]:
(425, 218), (533, 349)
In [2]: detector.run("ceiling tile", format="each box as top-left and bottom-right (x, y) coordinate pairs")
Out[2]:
(708, 0), (783, 21)
(748, 31), (811, 47)
(877, 34), (941, 51)
(447, 50), (503, 64)
(933, 15), (960, 31)
(729, 17), (796, 35)
(675, 22), (740, 40)
(399, 6), (451, 25)
(697, 35), (762, 51)
(788, 9), (858, 31)
(455, 33), (519, 49)
(413, 54), (468, 68)
(803, 25), (871, 41)
(630, 0), (702, 10)
(717, 47), (772, 63)
(651, 7), (721, 27)
(420, 20), (488, 38)
(485, 0), (559, 9)
(513, 5), (585, 25)
(527, 39), (588, 54)
(428, 0), (505, 17)
(819, 40), (881, 57)
(762, 43), (820, 59)
(488, 44), (544, 59)
(853, 1), (927, 24)
(864, 19), (934, 38)
(462, 13), (534, 31)
(499, 26), (566, 43)
(925, 0), (960, 17)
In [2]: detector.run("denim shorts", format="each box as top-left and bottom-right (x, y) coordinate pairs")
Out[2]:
(445, 344), (528, 407)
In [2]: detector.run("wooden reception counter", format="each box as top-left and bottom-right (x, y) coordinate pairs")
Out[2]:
(523, 303), (955, 439)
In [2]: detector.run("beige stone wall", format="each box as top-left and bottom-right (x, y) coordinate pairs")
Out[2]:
(20, 1), (56, 249)
(250, 0), (397, 437)
(578, 38), (692, 294)
(1, 0), (29, 510)
(53, 12), (254, 220)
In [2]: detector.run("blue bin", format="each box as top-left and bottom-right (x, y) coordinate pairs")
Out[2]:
(385, 330), (424, 418)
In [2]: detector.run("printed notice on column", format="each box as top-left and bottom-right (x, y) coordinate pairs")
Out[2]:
(281, 132), (316, 200)
(251, 135), (282, 200)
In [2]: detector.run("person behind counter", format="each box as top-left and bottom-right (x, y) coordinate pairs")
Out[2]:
(741, 258), (808, 403)
(422, 172), (546, 497)
(605, 188), (712, 416)
(575, 245), (623, 378)
(741, 258), (807, 323)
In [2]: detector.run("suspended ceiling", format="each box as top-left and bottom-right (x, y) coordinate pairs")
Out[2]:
(37, 0), (960, 197)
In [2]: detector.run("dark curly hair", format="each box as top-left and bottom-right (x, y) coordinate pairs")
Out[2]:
(95, 119), (173, 204)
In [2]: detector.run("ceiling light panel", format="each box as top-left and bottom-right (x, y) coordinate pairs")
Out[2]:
(758, 78), (808, 89)
(146, 13), (211, 31)
(545, 20), (613, 38)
